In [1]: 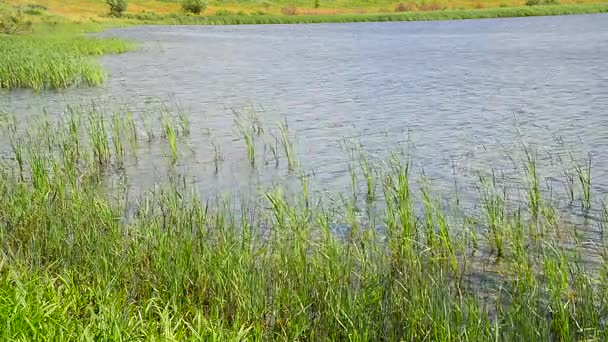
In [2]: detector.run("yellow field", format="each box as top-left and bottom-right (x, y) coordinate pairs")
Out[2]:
(5, 0), (606, 20)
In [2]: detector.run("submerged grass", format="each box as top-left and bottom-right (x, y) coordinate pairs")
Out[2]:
(0, 108), (607, 340)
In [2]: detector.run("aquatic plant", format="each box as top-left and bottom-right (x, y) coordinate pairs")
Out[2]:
(1, 107), (608, 340)
(161, 114), (179, 163)
(278, 119), (297, 171)
(572, 152), (592, 211)
(235, 116), (256, 167)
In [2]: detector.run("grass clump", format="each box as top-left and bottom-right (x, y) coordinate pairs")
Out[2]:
(0, 34), (131, 90)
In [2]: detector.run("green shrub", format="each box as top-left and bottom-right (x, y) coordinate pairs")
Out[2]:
(106, 0), (127, 17)
(182, 0), (207, 14)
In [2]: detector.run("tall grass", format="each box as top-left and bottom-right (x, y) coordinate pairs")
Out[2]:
(0, 34), (131, 90)
(278, 119), (297, 171)
(572, 152), (592, 211)
(161, 114), (179, 163)
(0, 108), (607, 340)
(234, 114), (257, 167)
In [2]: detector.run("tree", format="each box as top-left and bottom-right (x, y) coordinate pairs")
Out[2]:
(106, 0), (127, 17)
(182, 0), (207, 14)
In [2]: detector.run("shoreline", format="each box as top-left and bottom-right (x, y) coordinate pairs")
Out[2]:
(120, 3), (608, 25)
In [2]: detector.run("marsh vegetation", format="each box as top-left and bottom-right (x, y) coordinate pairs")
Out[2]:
(0, 26), (131, 90)
(1, 1), (607, 339)
(0, 107), (607, 340)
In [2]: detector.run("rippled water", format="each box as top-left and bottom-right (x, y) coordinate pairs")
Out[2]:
(2, 14), (608, 203)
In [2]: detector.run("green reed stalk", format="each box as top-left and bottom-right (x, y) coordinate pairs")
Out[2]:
(235, 117), (256, 167)
(479, 172), (505, 259)
(162, 115), (179, 164)
(87, 111), (110, 166)
(572, 153), (592, 211)
(524, 149), (540, 219)
(359, 150), (374, 201)
(278, 120), (296, 171)
(110, 114), (125, 168)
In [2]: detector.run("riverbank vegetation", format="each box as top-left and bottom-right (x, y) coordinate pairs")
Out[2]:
(0, 108), (607, 340)
(3, 0), (608, 19)
(122, 3), (608, 24)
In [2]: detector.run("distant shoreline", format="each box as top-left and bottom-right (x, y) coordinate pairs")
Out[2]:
(121, 3), (608, 25)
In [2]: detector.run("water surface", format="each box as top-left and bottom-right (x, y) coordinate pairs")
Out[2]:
(2, 14), (608, 203)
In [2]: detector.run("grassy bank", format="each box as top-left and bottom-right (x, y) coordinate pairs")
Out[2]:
(4, 0), (607, 18)
(124, 3), (608, 24)
(0, 108), (606, 340)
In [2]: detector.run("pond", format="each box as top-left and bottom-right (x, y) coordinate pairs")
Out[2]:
(2, 13), (608, 205)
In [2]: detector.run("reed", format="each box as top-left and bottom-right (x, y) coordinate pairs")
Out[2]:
(110, 114), (126, 168)
(0, 108), (607, 340)
(234, 115), (256, 167)
(359, 148), (375, 201)
(87, 110), (111, 166)
(211, 139), (224, 174)
(278, 119), (297, 171)
(161, 114), (179, 163)
(572, 152), (592, 211)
